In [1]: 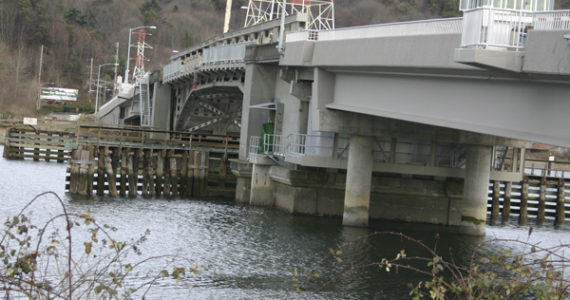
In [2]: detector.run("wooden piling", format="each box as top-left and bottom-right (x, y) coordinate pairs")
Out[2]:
(180, 151), (188, 196)
(491, 180), (501, 225)
(193, 151), (209, 197)
(127, 149), (138, 197)
(141, 150), (150, 197)
(169, 150), (178, 197)
(556, 179), (566, 227)
(105, 147), (118, 197)
(163, 150), (172, 197)
(144, 149), (156, 197)
(192, 151), (202, 197)
(537, 179), (546, 225)
(119, 148), (128, 197)
(502, 182), (512, 224)
(57, 133), (65, 163)
(33, 131), (40, 161)
(219, 153), (228, 192)
(186, 151), (194, 197)
(202, 151), (210, 196)
(86, 146), (94, 196)
(155, 150), (165, 196)
(69, 149), (79, 194)
(96, 147), (105, 196)
(78, 149), (91, 196)
(519, 180), (528, 225)
(2, 127), (10, 159)
(45, 133), (52, 162)
(136, 148), (144, 194)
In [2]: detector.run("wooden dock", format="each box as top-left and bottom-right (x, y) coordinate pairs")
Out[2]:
(487, 177), (569, 227)
(2, 126), (74, 162)
(66, 125), (239, 198)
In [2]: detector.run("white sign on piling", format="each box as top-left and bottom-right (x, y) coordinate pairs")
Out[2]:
(23, 117), (37, 125)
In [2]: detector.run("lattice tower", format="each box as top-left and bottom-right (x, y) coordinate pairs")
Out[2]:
(131, 29), (153, 80)
(244, 0), (335, 31)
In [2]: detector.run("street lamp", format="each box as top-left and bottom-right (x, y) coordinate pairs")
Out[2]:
(124, 25), (157, 84)
(95, 62), (119, 114)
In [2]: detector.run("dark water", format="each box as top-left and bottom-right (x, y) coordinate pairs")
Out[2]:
(1, 145), (569, 299)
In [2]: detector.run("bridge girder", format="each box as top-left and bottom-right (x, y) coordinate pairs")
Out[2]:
(173, 83), (243, 136)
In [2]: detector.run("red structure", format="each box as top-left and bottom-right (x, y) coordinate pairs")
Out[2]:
(131, 29), (153, 80)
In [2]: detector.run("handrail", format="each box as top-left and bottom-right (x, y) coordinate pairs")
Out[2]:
(287, 18), (463, 42)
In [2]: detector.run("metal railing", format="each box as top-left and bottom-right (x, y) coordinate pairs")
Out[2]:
(202, 42), (253, 65)
(163, 42), (250, 82)
(263, 134), (286, 156)
(461, 8), (570, 50)
(461, 7), (533, 50)
(287, 134), (307, 157)
(249, 136), (261, 156)
(533, 10), (570, 30)
(286, 18), (463, 42)
(248, 133), (467, 169)
(288, 133), (351, 159)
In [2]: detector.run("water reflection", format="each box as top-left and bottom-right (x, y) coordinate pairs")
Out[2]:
(0, 145), (568, 299)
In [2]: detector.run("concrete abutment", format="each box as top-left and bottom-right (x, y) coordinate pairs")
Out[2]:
(238, 160), (494, 234)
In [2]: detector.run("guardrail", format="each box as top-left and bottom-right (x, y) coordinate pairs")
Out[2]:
(461, 7), (533, 50)
(263, 134), (286, 156)
(533, 9), (570, 30)
(249, 136), (261, 156)
(249, 133), (468, 168)
(203, 42), (252, 65)
(287, 18), (463, 42)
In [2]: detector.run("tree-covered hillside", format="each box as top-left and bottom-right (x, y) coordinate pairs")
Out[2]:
(0, 0), (568, 116)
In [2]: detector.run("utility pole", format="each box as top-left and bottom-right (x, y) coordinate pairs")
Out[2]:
(114, 42), (119, 95)
(277, 0), (287, 55)
(224, 0), (233, 33)
(36, 45), (44, 111)
(88, 57), (94, 103)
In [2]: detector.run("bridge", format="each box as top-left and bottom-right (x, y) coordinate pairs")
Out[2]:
(95, 0), (570, 235)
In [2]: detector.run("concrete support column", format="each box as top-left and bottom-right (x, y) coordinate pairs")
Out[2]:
(238, 64), (278, 161)
(343, 135), (374, 227)
(461, 145), (492, 235)
(232, 159), (253, 204)
(250, 162), (274, 206)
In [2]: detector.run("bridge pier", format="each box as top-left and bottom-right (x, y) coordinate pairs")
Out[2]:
(249, 156), (275, 206)
(342, 135), (374, 227)
(460, 145), (492, 235)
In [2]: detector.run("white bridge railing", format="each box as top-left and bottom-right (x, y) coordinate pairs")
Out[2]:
(163, 42), (251, 82)
(533, 10), (570, 30)
(462, 8), (534, 50)
(461, 8), (570, 50)
(263, 134), (286, 156)
(286, 18), (463, 42)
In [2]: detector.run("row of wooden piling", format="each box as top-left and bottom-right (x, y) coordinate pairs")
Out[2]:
(488, 178), (568, 226)
(68, 146), (234, 198)
(2, 127), (73, 162)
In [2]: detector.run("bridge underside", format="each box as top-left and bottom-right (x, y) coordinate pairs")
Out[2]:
(173, 84), (243, 136)
(313, 68), (570, 148)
